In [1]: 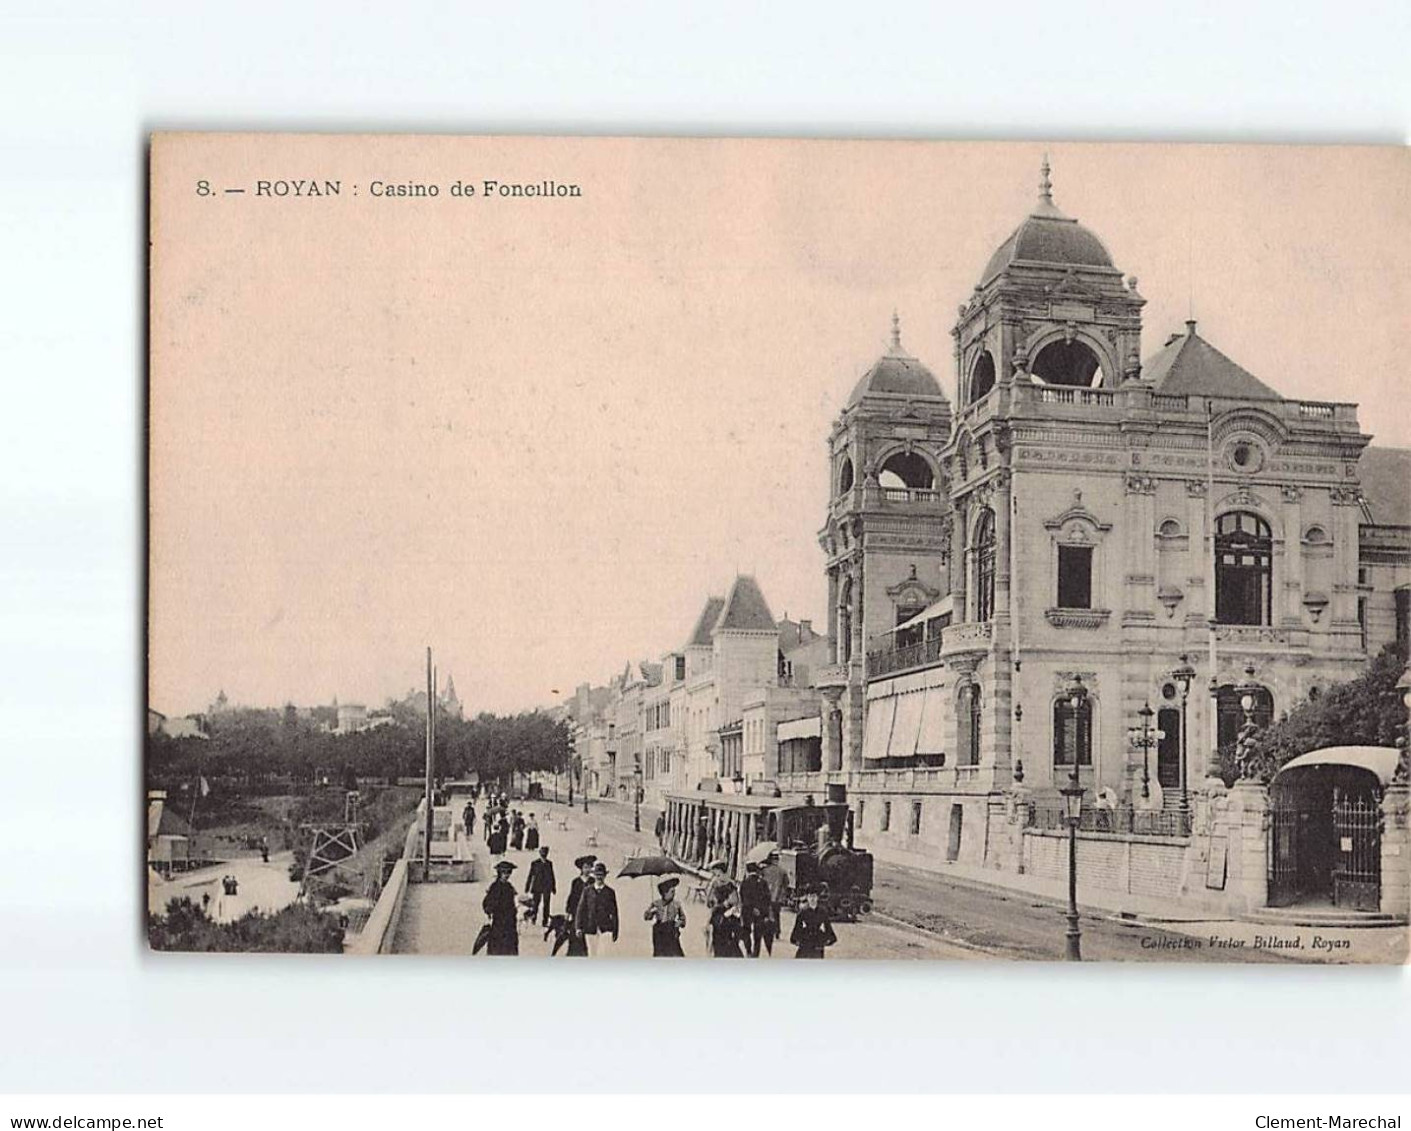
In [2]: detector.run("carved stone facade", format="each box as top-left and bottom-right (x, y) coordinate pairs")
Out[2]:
(819, 161), (1411, 895)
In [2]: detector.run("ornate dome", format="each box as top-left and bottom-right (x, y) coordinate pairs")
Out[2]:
(846, 312), (947, 406)
(979, 158), (1115, 284)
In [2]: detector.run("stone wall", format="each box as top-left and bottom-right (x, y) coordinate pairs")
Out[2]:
(1022, 829), (1189, 900)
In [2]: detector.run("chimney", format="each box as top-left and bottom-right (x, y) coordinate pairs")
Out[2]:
(800, 619), (813, 638)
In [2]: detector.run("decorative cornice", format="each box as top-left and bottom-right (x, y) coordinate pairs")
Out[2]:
(1045, 608), (1112, 629)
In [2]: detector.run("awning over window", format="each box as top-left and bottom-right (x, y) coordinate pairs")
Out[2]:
(916, 686), (949, 757)
(777, 716), (821, 742)
(862, 696), (896, 760)
(889, 691), (925, 758)
(882, 594), (954, 634)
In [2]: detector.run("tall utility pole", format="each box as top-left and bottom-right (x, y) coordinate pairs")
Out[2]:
(423, 647), (435, 881)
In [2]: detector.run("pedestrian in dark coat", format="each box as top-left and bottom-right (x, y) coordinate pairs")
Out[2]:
(563, 855), (596, 956)
(488, 816), (508, 856)
(463, 803), (475, 838)
(510, 812), (526, 851)
(739, 862), (774, 957)
(789, 888), (837, 959)
(524, 814), (540, 851)
(709, 882), (745, 958)
(759, 851), (789, 937)
(525, 846), (556, 926)
(574, 861), (619, 957)
(644, 876), (686, 957)
(481, 861), (520, 956)
(653, 812), (666, 849)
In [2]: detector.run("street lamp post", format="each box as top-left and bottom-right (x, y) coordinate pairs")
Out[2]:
(1060, 674), (1088, 961)
(1235, 663), (1263, 781)
(1137, 703), (1154, 801)
(1172, 655), (1196, 817)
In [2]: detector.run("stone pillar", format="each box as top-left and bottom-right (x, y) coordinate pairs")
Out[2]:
(952, 500), (968, 621)
(1330, 487), (1361, 632)
(1380, 782), (1410, 921)
(1226, 780), (1270, 913)
(1184, 480), (1209, 630)
(1280, 485), (1304, 626)
(994, 473), (1012, 624)
(821, 688), (844, 773)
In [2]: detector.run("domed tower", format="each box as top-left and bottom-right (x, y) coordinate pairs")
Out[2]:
(939, 157), (1146, 795)
(818, 313), (952, 771)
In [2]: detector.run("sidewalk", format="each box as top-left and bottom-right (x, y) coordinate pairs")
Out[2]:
(608, 797), (1407, 963)
(866, 839), (1408, 964)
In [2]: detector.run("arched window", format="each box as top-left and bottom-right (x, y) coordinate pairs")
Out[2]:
(970, 351), (996, 403)
(879, 451), (934, 490)
(1032, 339), (1103, 387)
(968, 684), (982, 766)
(958, 683), (982, 767)
(837, 456), (854, 495)
(973, 508), (996, 622)
(1053, 697), (1094, 768)
(1215, 511), (1273, 625)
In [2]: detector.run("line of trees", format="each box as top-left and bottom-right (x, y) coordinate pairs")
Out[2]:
(146, 704), (574, 793)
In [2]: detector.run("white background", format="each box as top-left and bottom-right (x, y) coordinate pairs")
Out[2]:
(1, 0), (1409, 1095)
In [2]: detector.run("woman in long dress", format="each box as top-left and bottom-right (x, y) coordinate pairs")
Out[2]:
(524, 814), (540, 851)
(510, 811), (526, 851)
(488, 815), (508, 856)
(644, 877), (687, 957)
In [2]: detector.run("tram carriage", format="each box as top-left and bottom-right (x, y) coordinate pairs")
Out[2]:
(661, 785), (874, 920)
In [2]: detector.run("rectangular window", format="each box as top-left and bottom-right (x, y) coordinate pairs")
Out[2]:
(910, 800), (923, 835)
(1053, 701), (1093, 767)
(675, 656), (686, 681)
(881, 801), (892, 832)
(1057, 544), (1093, 609)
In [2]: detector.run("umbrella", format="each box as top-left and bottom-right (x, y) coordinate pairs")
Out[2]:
(617, 854), (687, 879)
(744, 840), (779, 866)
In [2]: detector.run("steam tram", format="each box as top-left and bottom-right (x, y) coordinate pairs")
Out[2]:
(661, 786), (875, 919)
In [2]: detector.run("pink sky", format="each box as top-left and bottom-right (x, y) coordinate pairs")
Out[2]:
(149, 137), (1411, 717)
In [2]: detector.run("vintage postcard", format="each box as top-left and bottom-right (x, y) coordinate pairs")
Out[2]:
(147, 134), (1410, 962)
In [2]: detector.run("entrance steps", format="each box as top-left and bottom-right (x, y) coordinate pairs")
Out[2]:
(1247, 905), (1403, 929)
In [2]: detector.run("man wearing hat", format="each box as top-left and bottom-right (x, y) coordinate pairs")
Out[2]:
(739, 861), (773, 957)
(573, 861), (619, 957)
(704, 858), (733, 910)
(525, 845), (556, 927)
(644, 876), (686, 957)
(481, 860), (520, 956)
(758, 849), (789, 940)
(563, 855), (596, 957)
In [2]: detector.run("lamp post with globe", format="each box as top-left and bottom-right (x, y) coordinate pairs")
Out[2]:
(1060, 673), (1088, 961)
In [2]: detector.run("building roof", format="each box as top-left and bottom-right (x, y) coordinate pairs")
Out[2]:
(846, 313), (946, 406)
(687, 597), (726, 647)
(715, 574), (777, 633)
(1358, 446), (1411, 527)
(1143, 322), (1283, 401)
(980, 160), (1115, 284)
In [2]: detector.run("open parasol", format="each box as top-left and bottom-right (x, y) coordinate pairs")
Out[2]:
(617, 854), (687, 879)
(744, 840), (780, 866)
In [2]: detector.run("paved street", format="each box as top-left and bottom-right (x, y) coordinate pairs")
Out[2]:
(391, 797), (977, 959)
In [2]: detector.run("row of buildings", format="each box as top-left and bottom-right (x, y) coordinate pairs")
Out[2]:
(558, 159), (1411, 919)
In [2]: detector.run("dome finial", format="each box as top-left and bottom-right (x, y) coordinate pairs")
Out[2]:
(1039, 153), (1053, 204)
(890, 308), (902, 351)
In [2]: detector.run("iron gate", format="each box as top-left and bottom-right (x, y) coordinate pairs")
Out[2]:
(1268, 786), (1300, 908)
(1331, 788), (1381, 912)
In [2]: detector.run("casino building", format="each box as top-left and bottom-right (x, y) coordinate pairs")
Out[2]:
(790, 160), (1410, 913)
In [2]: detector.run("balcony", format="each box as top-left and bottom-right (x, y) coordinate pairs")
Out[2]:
(1030, 386), (1116, 408)
(940, 620), (993, 658)
(866, 635), (944, 681)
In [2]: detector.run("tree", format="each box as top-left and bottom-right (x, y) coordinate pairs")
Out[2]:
(1236, 645), (1407, 784)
